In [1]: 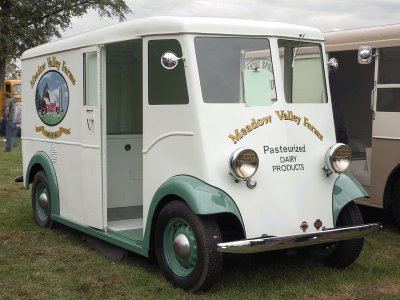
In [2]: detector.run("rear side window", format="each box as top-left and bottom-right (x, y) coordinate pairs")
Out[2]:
(378, 47), (400, 84)
(148, 39), (189, 105)
(377, 88), (400, 112)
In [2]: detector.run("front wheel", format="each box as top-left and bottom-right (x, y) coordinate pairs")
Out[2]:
(321, 201), (365, 268)
(391, 179), (400, 229)
(155, 200), (223, 292)
(32, 171), (54, 228)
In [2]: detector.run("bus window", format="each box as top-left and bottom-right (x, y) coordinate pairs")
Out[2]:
(13, 84), (21, 95)
(377, 89), (400, 112)
(378, 47), (400, 84)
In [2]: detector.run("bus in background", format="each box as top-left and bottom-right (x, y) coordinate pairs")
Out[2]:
(0, 79), (22, 135)
(325, 24), (400, 227)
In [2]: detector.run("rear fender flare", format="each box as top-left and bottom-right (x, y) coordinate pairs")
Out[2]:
(25, 151), (60, 215)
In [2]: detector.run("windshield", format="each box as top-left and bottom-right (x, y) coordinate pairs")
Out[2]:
(13, 84), (21, 95)
(278, 40), (327, 103)
(195, 37), (276, 105)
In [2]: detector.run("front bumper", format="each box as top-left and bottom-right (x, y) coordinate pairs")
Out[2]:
(217, 223), (382, 254)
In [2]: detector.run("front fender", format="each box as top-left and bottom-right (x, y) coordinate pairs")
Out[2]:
(333, 173), (368, 224)
(143, 175), (244, 251)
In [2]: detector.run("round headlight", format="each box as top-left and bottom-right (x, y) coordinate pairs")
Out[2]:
(229, 148), (259, 180)
(325, 143), (352, 173)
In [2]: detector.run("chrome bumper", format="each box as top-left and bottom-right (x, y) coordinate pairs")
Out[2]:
(217, 223), (382, 254)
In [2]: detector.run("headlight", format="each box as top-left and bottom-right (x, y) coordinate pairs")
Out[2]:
(325, 143), (352, 173)
(229, 148), (259, 180)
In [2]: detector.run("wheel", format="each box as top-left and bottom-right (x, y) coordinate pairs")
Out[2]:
(155, 200), (223, 292)
(32, 171), (54, 228)
(391, 180), (400, 229)
(319, 201), (364, 268)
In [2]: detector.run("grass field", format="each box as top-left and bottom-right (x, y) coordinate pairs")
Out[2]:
(1, 139), (400, 299)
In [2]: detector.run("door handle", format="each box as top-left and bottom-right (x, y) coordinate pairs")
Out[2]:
(87, 117), (94, 131)
(370, 87), (376, 111)
(371, 87), (377, 120)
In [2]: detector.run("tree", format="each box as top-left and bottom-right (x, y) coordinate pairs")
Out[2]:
(0, 0), (131, 88)
(5, 59), (21, 79)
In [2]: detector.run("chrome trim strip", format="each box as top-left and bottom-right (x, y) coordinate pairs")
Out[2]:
(142, 132), (194, 154)
(21, 137), (100, 148)
(373, 136), (400, 140)
(217, 223), (382, 254)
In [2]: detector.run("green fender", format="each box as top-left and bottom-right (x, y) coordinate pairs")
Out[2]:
(333, 173), (368, 224)
(143, 175), (244, 251)
(25, 151), (60, 215)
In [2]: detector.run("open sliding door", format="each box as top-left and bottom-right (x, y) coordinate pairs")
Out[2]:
(81, 46), (106, 229)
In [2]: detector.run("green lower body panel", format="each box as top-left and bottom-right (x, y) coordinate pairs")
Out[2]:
(332, 173), (369, 224)
(51, 214), (148, 257)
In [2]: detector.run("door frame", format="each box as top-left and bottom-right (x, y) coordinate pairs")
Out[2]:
(80, 45), (107, 229)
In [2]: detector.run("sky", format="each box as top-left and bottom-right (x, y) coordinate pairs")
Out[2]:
(62, 0), (400, 38)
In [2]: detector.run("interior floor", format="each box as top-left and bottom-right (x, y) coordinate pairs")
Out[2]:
(107, 205), (143, 241)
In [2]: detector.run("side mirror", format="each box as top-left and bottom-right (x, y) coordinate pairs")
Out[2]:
(161, 51), (184, 70)
(358, 46), (373, 64)
(328, 57), (339, 73)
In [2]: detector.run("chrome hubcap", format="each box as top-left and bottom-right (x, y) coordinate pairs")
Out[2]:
(39, 192), (48, 210)
(173, 233), (191, 259)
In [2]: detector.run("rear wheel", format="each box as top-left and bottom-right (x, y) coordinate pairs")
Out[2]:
(155, 200), (223, 292)
(321, 201), (365, 268)
(32, 171), (54, 228)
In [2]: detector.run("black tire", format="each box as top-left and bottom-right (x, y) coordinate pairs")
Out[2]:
(321, 201), (364, 268)
(391, 180), (400, 229)
(32, 171), (54, 228)
(155, 200), (223, 292)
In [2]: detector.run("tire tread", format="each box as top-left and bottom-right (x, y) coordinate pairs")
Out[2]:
(323, 201), (364, 268)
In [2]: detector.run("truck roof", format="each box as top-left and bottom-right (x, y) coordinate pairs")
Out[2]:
(325, 23), (400, 52)
(22, 16), (323, 59)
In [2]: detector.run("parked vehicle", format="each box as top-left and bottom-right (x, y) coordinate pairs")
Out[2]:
(325, 24), (400, 227)
(0, 79), (21, 135)
(21, 17), (380, 291)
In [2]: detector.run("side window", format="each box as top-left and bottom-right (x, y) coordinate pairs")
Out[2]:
(84, 52), (97, 106)
(378, 47), (400, 84)
(377, 89), (400, 112)
(148, 39), (189, 105)
(5, 84), (11, 93)
(377, 47), (400, 112)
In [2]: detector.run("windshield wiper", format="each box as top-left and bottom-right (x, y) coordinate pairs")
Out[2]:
(292, 33), (305, 68)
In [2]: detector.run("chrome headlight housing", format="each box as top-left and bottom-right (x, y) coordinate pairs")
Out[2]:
(325, 143), (352, 173)
(229, 148), (259, 180)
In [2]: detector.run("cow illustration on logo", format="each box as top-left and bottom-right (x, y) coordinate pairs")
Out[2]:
(35, 70), (69, 126)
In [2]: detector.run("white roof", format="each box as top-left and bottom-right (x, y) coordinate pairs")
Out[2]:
(22, 16), (323, 59)
(325, 23), (400, 52)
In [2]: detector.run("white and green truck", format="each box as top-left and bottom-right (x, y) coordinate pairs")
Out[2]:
(21, 17), (380, 291)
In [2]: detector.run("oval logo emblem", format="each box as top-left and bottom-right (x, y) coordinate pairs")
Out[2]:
(35, 70), (69, 126)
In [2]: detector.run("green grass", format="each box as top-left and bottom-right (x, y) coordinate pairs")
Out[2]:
(1, 139), (400, 299)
